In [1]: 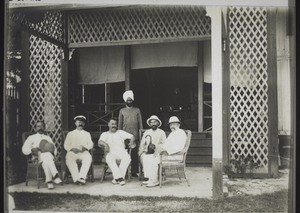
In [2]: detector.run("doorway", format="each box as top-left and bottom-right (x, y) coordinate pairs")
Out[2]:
(131, 67), (198, 131)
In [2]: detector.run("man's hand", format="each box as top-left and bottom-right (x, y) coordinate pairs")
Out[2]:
(70, 148), (82, 154)
(31, 147), (40, 156)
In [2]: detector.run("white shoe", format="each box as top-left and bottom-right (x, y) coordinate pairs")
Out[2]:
(119, 180), (126, 186)
(77, 178), (86, 184)
(142, 180), (150, 185)
(112, 179), (119, 184)
(47, 182), (54, 189)
(146, 181), (159, 187)
(54, 177), (62, 184)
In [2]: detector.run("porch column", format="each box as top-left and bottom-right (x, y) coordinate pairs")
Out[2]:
(206, 7), (223, 198)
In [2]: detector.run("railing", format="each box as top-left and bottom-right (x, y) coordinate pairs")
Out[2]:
(6, 84), (19, 100)
(203, 100), (212, 132)
(76, 103), (125, 132)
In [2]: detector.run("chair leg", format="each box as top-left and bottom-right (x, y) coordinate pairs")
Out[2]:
(183, 167), (190, 187)
(37, 166), (40, 189)
(176, 168), (181, 180)
(90, 164), (94, 182)
(101, 165), (108, 183)
(159, 165), (162, 188)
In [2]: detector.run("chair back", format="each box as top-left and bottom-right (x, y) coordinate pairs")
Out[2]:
(22, 132), (35, 144)
(182, 130), (192, 163)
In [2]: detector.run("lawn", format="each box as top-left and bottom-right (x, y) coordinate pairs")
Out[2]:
(10, 189), (288, 212)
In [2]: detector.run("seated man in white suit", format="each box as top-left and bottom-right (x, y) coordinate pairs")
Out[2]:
(64, 115), (94, 185)
(143, 116), (187, 187)
(22, 120), (62, 189)
(98, 118), (135, 186)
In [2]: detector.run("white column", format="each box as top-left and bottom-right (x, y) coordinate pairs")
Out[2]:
(206, 6), (223, 198)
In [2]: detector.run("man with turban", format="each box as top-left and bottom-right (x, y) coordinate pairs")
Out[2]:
(118, 90), (143, 177)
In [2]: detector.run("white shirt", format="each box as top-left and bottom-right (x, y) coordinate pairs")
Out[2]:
(139, 128), (166, 156)
(164, 129), (187, 155)
(64, 129), (94, 152)
(99, 130), (133, 155)
(22, 133), (57, 156)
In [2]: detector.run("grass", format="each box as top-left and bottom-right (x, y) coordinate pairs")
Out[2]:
(10, 189), (288, 212)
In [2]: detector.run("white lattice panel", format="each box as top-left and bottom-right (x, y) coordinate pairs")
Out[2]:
(29, 35), (63, 160)
(229, 7), (269, 171)
(11, 10), (64, 43)
(69, 6), (211, 45)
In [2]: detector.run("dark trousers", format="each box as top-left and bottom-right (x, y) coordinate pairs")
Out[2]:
(130, 146), (139, 174)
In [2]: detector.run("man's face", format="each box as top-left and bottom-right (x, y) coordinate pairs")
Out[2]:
(169, 122), (180, 131)
(149, 120), (159, 130)
(125, 98), (133, 107)
(75, 120), (85, 129)
(36, 122), (45, 134)
(108, 120), (118, 132)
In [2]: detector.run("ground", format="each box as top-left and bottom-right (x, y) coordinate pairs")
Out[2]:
(225, 168), (290, 196)
(7, 167), (291, 212)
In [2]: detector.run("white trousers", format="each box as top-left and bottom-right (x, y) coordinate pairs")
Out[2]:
(38, 152), (59, 183)
(106, 152), (131, 180)
(143, 154), (160, 182)
(66, 151), (92, 182)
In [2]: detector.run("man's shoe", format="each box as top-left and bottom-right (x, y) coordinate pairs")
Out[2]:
(54, 177), (62, 184)
(142, 180), (150, 185)
(146, 181), (159, 187)
(112, 179), (119, 184)
(119, 180), (126, 186)
(141, 177), (149, 181)
(77, 178), (86, 185)
(47, 182), (54, 189)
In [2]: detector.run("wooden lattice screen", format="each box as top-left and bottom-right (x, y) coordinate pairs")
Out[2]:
(229, 7), (269, 173)
(68, 6), (211, 47)
(10, 10), (64, 44)
(29, 35), (63, 161)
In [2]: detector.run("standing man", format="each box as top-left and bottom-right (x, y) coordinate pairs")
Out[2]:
(98, 118), (135, 185)
(64, 115), (94, 185)
(139, 115), (166, 181)
(143, 116), (187, 187)
(22, 121), (62, 189)
(118, 90), (143, 177)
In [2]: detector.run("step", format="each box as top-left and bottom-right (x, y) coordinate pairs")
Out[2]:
(186, 161), (212, 167)
(190, 139), (212, 146)
(186, 155), (212, 162)
(191, 132), (212, 139)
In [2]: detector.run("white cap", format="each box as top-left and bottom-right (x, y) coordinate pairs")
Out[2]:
(74, 115), (86, 121)
(146, 115), (162, 127)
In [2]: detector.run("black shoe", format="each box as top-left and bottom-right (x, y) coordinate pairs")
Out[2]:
(141, 177), (149, 181)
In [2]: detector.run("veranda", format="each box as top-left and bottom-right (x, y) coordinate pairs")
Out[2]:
(6, 2), (295, 199)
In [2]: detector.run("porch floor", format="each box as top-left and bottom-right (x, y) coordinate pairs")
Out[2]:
(8, 167), (213, 198)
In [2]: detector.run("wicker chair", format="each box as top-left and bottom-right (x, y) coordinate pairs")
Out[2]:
(22, 132), (60, 189)
(158, 130), (192, 188)
(99, 140), (132, 182)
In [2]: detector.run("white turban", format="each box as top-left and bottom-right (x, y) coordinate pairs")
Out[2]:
(123, 90), (134, 102)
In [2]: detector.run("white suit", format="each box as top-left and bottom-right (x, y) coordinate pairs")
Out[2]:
(143, 128), (187, 182)
(64, 129), (94, 182)
(22, 133), (59, 183)
(99, 130), (133, 180)
(139, 128), (166, 179)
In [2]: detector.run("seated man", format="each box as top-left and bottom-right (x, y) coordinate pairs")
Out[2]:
(143, 116), (187, 187)
(64, 115), (94, 185)
(139, 115), (166, 182)
(98, 118), (135, 186)
(22, 120), (62, 189)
